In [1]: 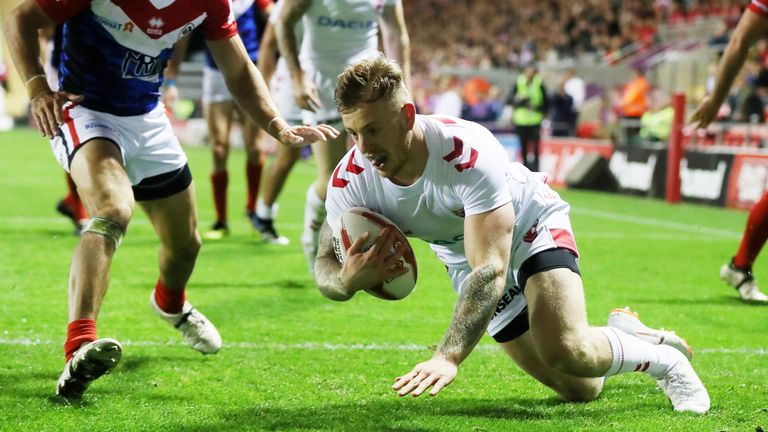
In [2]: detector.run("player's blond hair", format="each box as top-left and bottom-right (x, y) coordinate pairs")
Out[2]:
(335, 53), (409, 114)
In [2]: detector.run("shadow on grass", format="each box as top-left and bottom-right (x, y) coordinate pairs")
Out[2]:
(170, 395), (639, 432)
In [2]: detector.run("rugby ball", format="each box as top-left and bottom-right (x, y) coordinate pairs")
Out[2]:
(332, 207), (418, 300)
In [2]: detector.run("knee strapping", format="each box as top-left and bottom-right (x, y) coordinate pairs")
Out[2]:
(82, 217), (125, 248)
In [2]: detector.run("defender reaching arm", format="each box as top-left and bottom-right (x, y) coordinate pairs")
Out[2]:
(207, 35), (338, 145)
(691, 7), (768, 128)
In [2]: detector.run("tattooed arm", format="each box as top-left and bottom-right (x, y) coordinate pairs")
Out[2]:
(392, 202), (514, 397)
(315, 221), (355, 301)
(315, 221), (408, 301)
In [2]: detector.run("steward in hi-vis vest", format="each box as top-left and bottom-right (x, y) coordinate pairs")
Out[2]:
(507, 65), (548, 171)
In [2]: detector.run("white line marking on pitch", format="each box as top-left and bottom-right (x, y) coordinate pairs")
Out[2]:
(571, 208), (742, 239)
(0, 338), (765, 355)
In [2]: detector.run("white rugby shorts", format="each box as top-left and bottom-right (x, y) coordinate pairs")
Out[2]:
(270, 60), (304, 124)
(445, 207), (579, 338)
(300, 62), (345, 127)
(50, 102), (187, 186)
(202, 66), (233, 105)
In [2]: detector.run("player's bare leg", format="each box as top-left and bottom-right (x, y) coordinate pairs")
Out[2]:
(141, 183), (221, 354)
(204, 101), (234, 240)
(57, 173), (88, 235)
(256, 141), (301, 245)
(57, 139), (132, 398)
(302, 130), (347, 272)
(499, 331), (604, 402)
(523, 268), (709, 413)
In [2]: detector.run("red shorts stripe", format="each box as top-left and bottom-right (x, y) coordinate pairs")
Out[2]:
(550, 228), (579, 256)
(62, 105), (81, 147)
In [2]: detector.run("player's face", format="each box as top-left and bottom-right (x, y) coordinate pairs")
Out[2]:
(342, 99), (414, 181)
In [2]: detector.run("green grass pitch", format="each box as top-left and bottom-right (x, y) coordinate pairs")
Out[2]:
(0, 128), (766, 431)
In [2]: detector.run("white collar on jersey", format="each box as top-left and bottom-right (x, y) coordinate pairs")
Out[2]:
(147, 0), (177, 10)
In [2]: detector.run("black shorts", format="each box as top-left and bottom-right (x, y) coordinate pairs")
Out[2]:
(132, 164), (192, 201)
(492, 247), (581, 343)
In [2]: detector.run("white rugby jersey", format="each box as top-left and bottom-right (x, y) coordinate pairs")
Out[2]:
(270, 0), (304, 76)
(299, 0), (399, 65)
(326, 115), (571, 266)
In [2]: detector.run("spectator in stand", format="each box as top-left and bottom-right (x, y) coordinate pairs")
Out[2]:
(564, 68), (586, 111)
(619, 67), (650, 145)
(690, 0), (768, 302)
(639, 89), (674, 142)
(431, 75), (463, 117)
(462, 84), (503, 123)
(507, 64), (548, 171)
(550, 78), (576, 137)
(708, 20), (731, 50)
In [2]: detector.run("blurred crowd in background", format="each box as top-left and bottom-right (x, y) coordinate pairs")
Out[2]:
(403, 0), (761, 142)
(2, 0), (767, 141)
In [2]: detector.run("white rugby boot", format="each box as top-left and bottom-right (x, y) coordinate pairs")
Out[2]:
(150, 291), (222, 354)
(56, 338), (122, 399)
(608, 307), (693, 360)
(720, 260), (768, 303)
(656, 347), (711, 414)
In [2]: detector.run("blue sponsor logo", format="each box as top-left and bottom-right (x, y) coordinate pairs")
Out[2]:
(85, 123), (110, 130)
(316, 15), (375, 30)
(94, 14), (125, 32)
(121, 51), (162, 83)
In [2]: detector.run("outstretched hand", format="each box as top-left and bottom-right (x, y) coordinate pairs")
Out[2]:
(31, 91), (84, 139)
(392, 355), (458, 397)
(293, 78), (322, 112)
(277, 123), (340, 147)
(689, 95), (719, 129)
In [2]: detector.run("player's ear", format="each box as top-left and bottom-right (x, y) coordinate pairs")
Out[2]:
(401, 103), (416, 129)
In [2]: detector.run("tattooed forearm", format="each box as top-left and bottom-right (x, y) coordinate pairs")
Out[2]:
(437, 264), (502, 363)
(314, 222), (354, 301)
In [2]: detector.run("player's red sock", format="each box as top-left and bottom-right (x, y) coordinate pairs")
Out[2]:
(154, 279), (185, 314)
(211, 171), (229, 223)
(245, 158), (263, 214)
(64, 319), (97, 362)
(734, 191), (768, 269)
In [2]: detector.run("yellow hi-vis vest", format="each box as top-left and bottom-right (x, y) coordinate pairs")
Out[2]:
(513, 75), (544, 126)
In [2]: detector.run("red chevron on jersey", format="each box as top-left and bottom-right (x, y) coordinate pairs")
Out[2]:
(345, 149), (364, 174)
(332, 149), (364, 188)
(36, 0), (237, 41)
(443, 136), (464, 162)
(331, 164), (349, 188)
(111, 0), (236, 40)
(455, 148), (478, 172)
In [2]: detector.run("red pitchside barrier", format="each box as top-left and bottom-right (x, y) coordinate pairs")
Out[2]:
(665, 93), (685, 203)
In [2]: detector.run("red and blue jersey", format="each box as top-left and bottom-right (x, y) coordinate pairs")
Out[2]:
(35, 0), (238, 116)
(204, 0), (266, 69)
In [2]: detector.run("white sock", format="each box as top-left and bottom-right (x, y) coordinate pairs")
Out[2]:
(304, 186), (326, 228)
(302, 185), (326, 249)
(256, 199), (278, 220)
(598, 327), (678, 380)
